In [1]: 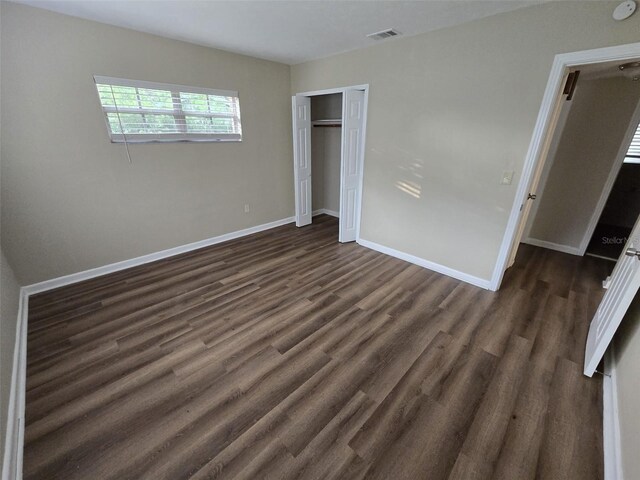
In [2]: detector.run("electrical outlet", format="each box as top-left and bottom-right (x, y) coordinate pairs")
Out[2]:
(501, 171), (514, 185)
(244, 204), (250, 213)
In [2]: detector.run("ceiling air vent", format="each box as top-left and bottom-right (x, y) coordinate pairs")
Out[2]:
(367, 28), (401, 41)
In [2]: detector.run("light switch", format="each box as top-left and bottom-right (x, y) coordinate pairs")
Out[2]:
(501, 171), (514, 185)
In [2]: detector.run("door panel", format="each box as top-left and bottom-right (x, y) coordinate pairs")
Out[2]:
(292, 96), (312, 227)
(506, 78), (573, 268)
(340, 89), (365, 242)
(584, 213), (640, 376)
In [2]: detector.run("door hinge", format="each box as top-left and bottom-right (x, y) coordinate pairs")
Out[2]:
(625, 247), (640, 258)
(563, 70), (580, 101)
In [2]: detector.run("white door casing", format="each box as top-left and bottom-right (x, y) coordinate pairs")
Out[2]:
(292, 95), (312, 227)
(584, 213), (640, 377)
(339, 89), (365, 243)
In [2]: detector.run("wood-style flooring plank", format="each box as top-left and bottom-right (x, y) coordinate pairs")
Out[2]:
(24, 217), (610, 480)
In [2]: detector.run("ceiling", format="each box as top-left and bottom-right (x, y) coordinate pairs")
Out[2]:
(12, 0), (541, 65)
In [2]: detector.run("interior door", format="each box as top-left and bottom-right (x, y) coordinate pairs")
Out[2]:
(584, 213), (640, 376)
(339, 89), (365, 242)
(292, 95), (312, 227)
(508, 91), (574, 268)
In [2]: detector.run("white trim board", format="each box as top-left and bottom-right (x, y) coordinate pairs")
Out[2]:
(355, 86), (369, 243)
(357, 238), (491, 290)
(23, 216), (295, 296)
(490, 42), (640, 292)
(295, 84), (370, 98)
(522, 237), (582, 256)
(312, 209), (339, 218)
(603, 348), (624, 480)
(585, 252), (618, 263)
(2, 289), (29, 480)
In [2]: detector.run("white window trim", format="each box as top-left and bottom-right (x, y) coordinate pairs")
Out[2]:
(93, 75), (242, 143)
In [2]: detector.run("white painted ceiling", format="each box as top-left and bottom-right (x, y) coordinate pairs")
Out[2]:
(13, 0), (541, 65)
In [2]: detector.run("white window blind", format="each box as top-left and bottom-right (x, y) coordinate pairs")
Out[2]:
(94, 76), (242, 143)
(625, 122), (640, 164)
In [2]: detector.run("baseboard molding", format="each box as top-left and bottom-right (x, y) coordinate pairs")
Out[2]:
(23, 216), (295, 295)
(2, 289), (29, 480)
(357, 238), (491, 290)
(523, 237), (582, 256)
(312, 209), (339, 218)
(585, 252), (618, 263)
(3, 215), (299, 479)
(603, 348), (624, 480)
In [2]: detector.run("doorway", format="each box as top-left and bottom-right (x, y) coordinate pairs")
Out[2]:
(489, 42), (640, 381)
(521, 65), (640, 261)
(492, 42), (640, 291)
(292, 85), (369, 243)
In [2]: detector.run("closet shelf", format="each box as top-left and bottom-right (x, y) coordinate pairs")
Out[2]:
(312, 119), (342, 127)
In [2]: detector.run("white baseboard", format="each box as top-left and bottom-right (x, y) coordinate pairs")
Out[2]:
(23, 216), (295, 295)
(603, 348), (624, 480)
(585, 253), (618, 263)
(523, 237), (582, 256)
(357, 238), (491, 290)
(2, 289), (29, 480)
(3, 215), (298, 479)
(312, 209), (339, 218)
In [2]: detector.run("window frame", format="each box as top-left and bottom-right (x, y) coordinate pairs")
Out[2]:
(93, 75), (242, 143)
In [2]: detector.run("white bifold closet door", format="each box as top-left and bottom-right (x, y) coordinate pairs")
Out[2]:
(584, 213), (640, 376)
(292, 95), (312, 227)
(339, 89), (365, 243)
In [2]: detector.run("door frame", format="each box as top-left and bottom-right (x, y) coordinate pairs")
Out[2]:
(490, 42), (640, 291)
(292, 84), (370, 242)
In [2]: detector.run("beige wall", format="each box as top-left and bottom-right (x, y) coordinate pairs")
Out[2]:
(311, 93), (342, 122)
(528, 77), (640, 249)
(291, 1), (640, 281)
(0, 250), (20, 462)
(614, 290), (640, 480)
(1, 2), (294, 285)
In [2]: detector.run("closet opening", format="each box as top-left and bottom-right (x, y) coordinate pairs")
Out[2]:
(292, 85), (369, 243)
(311, 93), (343, 233)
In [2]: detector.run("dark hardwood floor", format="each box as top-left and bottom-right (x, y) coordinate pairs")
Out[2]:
(24, 215), (611, 479)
